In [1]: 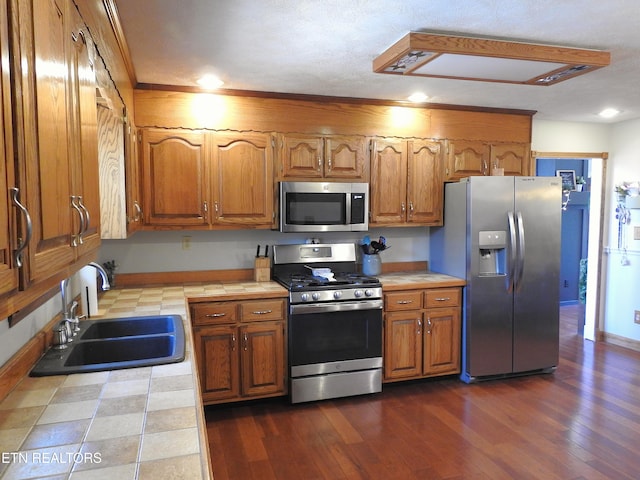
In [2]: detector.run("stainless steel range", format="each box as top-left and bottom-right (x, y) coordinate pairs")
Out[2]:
(272, 243), (383, 404)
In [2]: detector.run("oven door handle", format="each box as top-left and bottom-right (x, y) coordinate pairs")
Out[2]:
(290, 300), (383, 315)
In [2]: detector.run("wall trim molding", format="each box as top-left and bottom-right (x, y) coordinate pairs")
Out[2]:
(600, 331), (640, 353)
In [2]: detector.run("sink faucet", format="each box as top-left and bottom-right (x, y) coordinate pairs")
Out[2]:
(59, 263), (111, 339)
(88, 262), (111, 291)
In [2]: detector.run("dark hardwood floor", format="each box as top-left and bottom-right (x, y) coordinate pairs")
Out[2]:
(205, 305), (640, 479)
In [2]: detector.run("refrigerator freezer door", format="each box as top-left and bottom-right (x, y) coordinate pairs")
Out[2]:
(512, 177), (561, 372)
(464, 176), (515, 378)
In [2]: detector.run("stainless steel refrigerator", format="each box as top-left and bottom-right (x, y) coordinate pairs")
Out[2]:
(431, 176), (562, 383)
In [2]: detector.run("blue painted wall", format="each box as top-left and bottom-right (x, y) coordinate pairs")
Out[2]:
(537, 159), (590, 304)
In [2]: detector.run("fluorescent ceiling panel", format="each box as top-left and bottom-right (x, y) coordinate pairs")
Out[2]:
(373, 33), (610, 86)
(412, 54), (567, 82)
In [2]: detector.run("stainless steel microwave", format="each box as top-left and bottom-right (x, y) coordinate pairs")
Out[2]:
(279, 182), (369, 233)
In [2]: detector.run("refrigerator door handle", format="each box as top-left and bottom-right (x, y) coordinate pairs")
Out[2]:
(515, 211), (526, 292)
(507, 211), (517, 292)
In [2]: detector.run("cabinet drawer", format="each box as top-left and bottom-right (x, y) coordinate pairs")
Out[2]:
(384, 291), (422, 311)
(191, 302), (238, 325)
(240, 299), (286, 322)
(424, 288), (461, 308)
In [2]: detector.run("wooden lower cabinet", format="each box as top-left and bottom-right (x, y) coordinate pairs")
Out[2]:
(190, 298), (286, 405)
(383, 288), (461, 382)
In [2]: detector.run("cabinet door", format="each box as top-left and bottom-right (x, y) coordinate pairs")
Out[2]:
(141, 129), (209, 226)
(240, 322), (285, 397)
(69, 14), (100, 254)
(19, 0), (77, 283)
(423, 307), (461, 376)
(125, 121), (141, 235)
(407, 139), (443, 225)
(384, 310), (422, 380)
(490, 143), (530, 176)
(370, 138), (407, 225)
(445, 140), (490, 181)
(324, 135), (367, 179)
(211, 132), (274, 227)
(194, 325), (240, 402)
(0, 0), (17, 297)
(279, 134), (323, 178)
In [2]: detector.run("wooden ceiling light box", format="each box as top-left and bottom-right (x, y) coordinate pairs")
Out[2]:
(373, 32), (610, 86)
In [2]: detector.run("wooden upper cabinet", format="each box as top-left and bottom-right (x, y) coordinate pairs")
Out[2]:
(277, 133), (367, 180)
(324, 135), (367, 179)
(407, 139), (443, 225)
(445, 140), (530, 180)
(0, 0), (18, 298)
(69, 8), (100, 256)
(14, 0), (101, 285)
(490, 143), (530, 176)
(370, 138), (407, 224)
(141, 129), (208, 226)
(445, 139), (490, 181)
(370, 138), (443, 226)
(211, 132), (274, 227)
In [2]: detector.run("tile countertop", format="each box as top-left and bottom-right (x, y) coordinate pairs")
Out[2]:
(0, 274), (463, 480)
(378, 271), (466, 290)
(0, 281), (288, 480)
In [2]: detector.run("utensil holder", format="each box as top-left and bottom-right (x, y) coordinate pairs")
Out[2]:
(362, 254), (381, 276)
(254, 257), (271, 282)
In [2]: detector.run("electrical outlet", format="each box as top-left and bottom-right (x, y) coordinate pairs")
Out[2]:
(634, 226), (640, 240)
(182, 236), (192, 250)
(635, 310), (640, 324)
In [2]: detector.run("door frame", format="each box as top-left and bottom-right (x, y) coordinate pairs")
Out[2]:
(532, 151), (608, 342)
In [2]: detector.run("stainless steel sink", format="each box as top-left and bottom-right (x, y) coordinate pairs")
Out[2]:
(30, 315), (185, 376)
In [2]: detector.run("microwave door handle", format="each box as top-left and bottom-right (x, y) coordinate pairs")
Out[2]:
(345, 192), (352, 225)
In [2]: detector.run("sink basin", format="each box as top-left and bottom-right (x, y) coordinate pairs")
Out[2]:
(65, 336), (178, 367)
(80, 315), (177, 340)
(30, 315), (185, 376)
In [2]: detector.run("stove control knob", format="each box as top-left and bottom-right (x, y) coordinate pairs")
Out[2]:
(312, 292), (320, 301)
(365, 289), (374, 297)
(333, 290), (342, 299)
(354, 289), (364, 298)
(300, 293), (310, 302)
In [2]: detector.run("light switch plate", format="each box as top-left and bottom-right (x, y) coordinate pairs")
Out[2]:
(635, 226), (640, 240)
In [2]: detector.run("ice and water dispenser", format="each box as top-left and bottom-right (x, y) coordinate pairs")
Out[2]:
(478, 230), (507, 276)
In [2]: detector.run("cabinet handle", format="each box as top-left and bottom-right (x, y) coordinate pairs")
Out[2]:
(409, 202), (414, 216)
(483, 160), (488, 175)
(417, 318), (422, 335)
(10, 187), (32, 268)
(434, 297), (451, 302)
(133, 201), (142, 222)
(401, 202), (406, 213)
(70, 196), (83, 246)
(251, 310), (273, 315)
(317, 155), (322, 171)
(396, 300), (413, 305)
(243, 332), (248, 351)
(205, 313), (226, 318)
(426, 317), (433, 334)
(231, 333), (236, 351)
(77, 196), (90, 238)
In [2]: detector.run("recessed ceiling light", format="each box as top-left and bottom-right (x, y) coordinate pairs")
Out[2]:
(598, 108), (620, 119)
(408, 92), (429, 103)
(197, 74), (224, 90)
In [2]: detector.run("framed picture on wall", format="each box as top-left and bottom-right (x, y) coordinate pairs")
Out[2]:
(556, 169), (576, 191)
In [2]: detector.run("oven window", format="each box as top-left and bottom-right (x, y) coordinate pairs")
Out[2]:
(289, 310), (382, 366)
(286, 193), (345, 225)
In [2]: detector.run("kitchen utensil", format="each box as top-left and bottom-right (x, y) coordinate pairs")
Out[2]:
(304, 265), (336, 281)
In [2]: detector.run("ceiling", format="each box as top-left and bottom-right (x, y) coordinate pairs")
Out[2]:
(113, 0), (640, 124)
